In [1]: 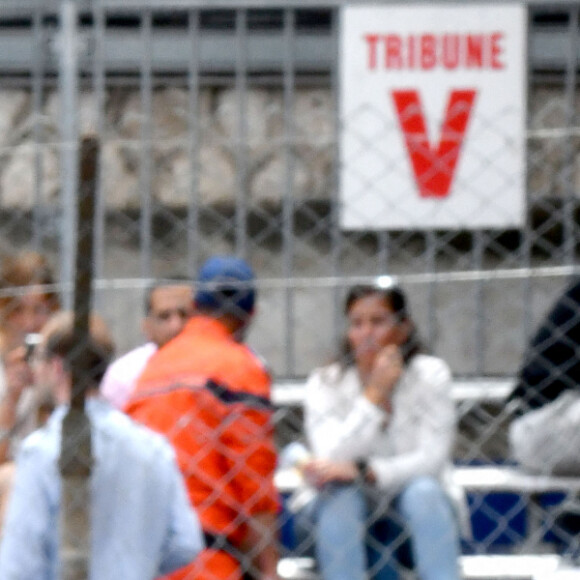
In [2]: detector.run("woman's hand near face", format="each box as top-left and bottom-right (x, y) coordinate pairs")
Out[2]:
(302, 458), (358, 488)
(364, 344), (403, 411)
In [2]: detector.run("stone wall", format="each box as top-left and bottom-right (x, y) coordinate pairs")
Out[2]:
(0, 87), (335, 210)
(0, 84), (575, 378)
(0, 84), (576, 208)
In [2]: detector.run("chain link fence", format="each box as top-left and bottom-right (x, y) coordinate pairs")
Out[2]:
(0, 1), (579, 578)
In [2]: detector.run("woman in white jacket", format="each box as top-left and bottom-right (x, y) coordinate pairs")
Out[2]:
(300, 282), (460, 580)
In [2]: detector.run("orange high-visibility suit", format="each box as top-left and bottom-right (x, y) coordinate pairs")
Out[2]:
(125, 316), (279, 580)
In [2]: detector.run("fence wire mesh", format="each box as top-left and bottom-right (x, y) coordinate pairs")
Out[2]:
(0, 2), (580, 579)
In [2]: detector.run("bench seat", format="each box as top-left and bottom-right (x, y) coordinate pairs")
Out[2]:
(453, 466), (580, 495)
(276, 465), (580, 496)
(272, 377), (515, 407)
(277, 554), (575, 580)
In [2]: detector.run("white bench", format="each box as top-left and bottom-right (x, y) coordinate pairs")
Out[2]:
(272, 377), (515, 408)
(276, 464), (580, 496)
(460, 554), (568, 579)
(277, 554), (574, 580)
(453, 466), (580, 495)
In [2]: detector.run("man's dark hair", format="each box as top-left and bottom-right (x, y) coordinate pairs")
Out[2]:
(144, 276), (190, 315)
(43, 312), (115, 387)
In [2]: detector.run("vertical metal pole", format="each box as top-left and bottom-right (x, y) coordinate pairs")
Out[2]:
(187, 9), (201, 279)
(330, 7), (342, 338)
(59, 137), (98, 580)
(377, 231), (389, 274)
(93, 0), (106, 291)
(59, 0), (79, 310)
(522, 6), (533, 344)
(283, 8), (296, 376)
(425, 231), (437, 352)
(563, 6), (579, 271)
(235, 9), (248, 258)
(140, 10), (153, 278)
(474, 231), (485, 374)
(32, 5), (45, 251)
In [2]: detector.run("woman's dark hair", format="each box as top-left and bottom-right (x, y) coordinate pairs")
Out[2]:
(339, 283), (424, 367)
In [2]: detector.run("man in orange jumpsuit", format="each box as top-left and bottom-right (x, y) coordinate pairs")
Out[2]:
(126, 255), (280, 580)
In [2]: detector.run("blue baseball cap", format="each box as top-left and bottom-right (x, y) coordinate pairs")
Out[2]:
(194, 255), (256, 316)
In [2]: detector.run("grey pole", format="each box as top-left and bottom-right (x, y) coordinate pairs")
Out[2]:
(58, 137), (99, 580)
(59, 0), (79, 311)
(58, 4), (93, 579)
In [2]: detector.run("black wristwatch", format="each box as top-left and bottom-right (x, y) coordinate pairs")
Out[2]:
(355, 459), (371, 484)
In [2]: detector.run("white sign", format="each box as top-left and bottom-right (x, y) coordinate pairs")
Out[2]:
(340, 4), (527, 230)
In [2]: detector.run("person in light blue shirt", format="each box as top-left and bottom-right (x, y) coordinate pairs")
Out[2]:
(0, 311), (204, 580)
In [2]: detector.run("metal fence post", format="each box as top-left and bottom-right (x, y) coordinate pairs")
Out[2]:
(58, 137), (99, 580)
(59, 0), (79, 311)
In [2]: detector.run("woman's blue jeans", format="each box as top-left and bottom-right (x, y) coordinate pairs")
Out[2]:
(295, 476), (460, 580)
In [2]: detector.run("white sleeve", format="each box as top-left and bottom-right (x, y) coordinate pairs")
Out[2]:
(370, 359), (455, 492)
(304, 368), (388, 461)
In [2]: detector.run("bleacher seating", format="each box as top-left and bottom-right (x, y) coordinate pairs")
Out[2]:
(277, 554), (575, 580)
(272, 378), (580, 579)
(272, 377), (514, 407)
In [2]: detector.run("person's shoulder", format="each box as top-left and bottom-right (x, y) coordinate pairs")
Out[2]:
(133, 335), (191, 389)
(98, 403), (175, 459)
(237, 343), (271, 378)
(19, 429), (52, 454)
(99, 401), (157, 437)
(125, 419), (175, 458)
(211, 340), (271, 393)
(307, 362), (343, 387)
(408, 354), (452, 382)
(108, 342), (157, 372)
(17, 419), (60, 464)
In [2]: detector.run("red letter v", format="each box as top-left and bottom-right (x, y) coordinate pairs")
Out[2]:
(392, 89), (477, 198)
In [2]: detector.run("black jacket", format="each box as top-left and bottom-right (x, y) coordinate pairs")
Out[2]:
(509, 279), (580, 415)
